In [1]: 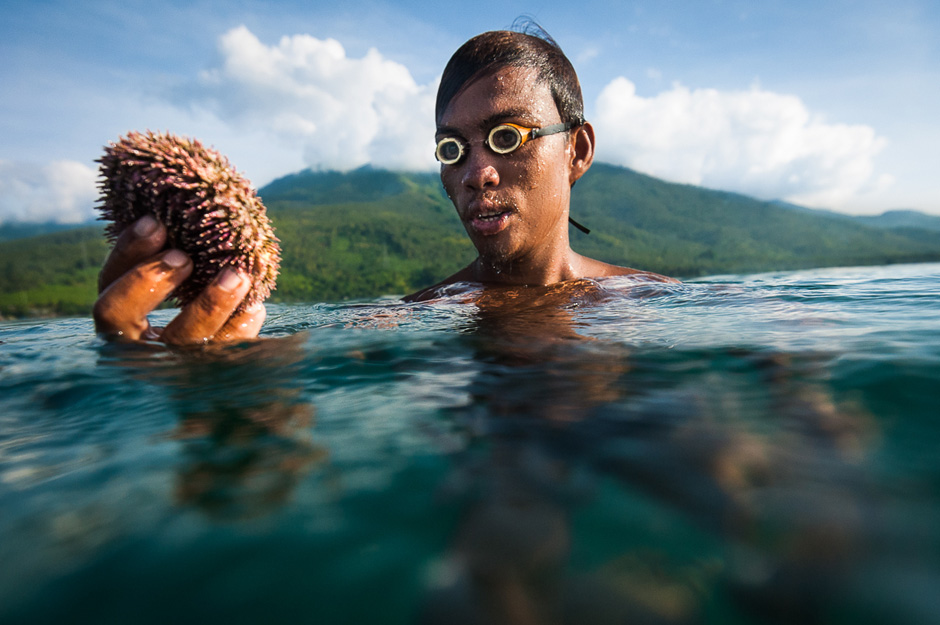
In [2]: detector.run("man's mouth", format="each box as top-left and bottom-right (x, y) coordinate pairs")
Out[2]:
(466, 201), (513, 236)
(468, 212), (510, 236)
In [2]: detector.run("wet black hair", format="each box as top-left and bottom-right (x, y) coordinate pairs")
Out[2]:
(435, 22), (585, 127)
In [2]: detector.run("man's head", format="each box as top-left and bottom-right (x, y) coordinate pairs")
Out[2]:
(434, 29), (595, 272)
(436, 29), (585, 128)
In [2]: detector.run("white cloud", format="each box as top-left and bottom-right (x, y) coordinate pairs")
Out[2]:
(576, 46), (600, 64)
(0, 160), (98, 224)
(0, 27), (903, 224)
(593, 77), (890, 209)
(190, 26), (438, 172)
(0, 26), (442, 224)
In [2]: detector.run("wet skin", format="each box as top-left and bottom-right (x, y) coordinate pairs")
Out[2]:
(408, 65), (673, 301)
(437, 65), (579, 279)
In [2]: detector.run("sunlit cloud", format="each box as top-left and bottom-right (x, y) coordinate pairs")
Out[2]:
(0, 26), (901, 224)
(187, 26), (438, 173)
(0, 160), (98, 224)
(593, 77), (890, 208)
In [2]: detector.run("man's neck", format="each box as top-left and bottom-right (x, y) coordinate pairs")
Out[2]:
(471, 241), (581, 286)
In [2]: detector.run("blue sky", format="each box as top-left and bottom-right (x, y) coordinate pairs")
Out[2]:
(1, 0), (938, 223)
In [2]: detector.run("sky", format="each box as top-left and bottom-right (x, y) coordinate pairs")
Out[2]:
(0, 0), (938, 225)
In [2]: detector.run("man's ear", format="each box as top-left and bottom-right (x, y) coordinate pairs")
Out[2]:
(568, 121), (595, 186)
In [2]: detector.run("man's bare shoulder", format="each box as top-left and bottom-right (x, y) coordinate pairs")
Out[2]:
(403, 264), (476, 303)
(404, 257), (677, 303)
(577, 255), (679, 283)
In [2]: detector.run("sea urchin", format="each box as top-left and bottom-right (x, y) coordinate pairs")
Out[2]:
(97, 131), (280, 311)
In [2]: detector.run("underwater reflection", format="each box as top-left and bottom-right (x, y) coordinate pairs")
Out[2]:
(105, 335), (326, 520)
(419, 280), (881, 624)
(460, 279), (628, 423)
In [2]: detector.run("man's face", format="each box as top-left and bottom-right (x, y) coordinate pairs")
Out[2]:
(436, 65), (575, 266)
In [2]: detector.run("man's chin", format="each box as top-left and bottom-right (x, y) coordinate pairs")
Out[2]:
(471, 241), (520, 276)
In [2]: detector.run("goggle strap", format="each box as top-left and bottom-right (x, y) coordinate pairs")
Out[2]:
(569, 216), (591, 234)
(530, 122), (574, 139)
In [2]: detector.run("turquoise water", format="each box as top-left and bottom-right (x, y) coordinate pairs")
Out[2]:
(1, 263), (939, 624)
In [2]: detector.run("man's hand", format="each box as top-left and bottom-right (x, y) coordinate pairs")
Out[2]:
(94, 215), (266, 345)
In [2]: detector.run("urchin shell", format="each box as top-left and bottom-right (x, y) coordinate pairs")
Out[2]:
(97, 131), (280, 311)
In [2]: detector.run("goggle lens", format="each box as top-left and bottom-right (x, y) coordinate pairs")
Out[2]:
(435, 138), (464, 165)
(434, 122), (570, 165)
(487, 125), (525, 154)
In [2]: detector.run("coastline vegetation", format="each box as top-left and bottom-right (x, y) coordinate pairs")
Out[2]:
(3, 164), (940, 319)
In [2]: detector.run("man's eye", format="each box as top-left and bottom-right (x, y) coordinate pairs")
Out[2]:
(490, 127), (521, 152)
(436, 139), (463, 163)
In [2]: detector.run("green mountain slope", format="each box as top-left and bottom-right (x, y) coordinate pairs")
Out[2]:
(569, 164), (940, 275)
(0, 221), (84, 242)
(0, 225), (109, 317)
(2, 163), (939, 318)
(855, 209), (940, 232)
(261, 170), (473, 301)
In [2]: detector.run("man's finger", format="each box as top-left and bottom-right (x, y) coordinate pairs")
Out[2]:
(94, 250), (193, 340)
(98, 216), (168, 293)
(160, 268), (252, 345)
(215, 303), (267, 343)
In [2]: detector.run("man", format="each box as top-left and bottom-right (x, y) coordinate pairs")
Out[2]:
(93, 28), (671, 344)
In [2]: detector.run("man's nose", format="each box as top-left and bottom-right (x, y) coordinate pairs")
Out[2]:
(461, 148), (500, 189)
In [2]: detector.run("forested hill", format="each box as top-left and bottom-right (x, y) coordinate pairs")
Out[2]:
(2, 163), (940, 318)
(568, 163), (940, 276)
(258, 163), (940, 283)
(257, 167), (472, 302)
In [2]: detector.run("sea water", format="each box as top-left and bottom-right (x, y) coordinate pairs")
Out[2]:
(1, 263), (938, 624)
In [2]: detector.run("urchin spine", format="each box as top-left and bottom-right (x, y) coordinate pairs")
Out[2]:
(97, 131), (280, 311)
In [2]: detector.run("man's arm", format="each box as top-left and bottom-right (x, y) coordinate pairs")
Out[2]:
(94, 215), (266, 345)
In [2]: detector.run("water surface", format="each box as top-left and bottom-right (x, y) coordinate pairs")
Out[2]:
(1, 263), (939, 624)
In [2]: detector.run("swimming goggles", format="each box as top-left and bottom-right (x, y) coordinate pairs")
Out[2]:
(435, 122), (574, 165)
